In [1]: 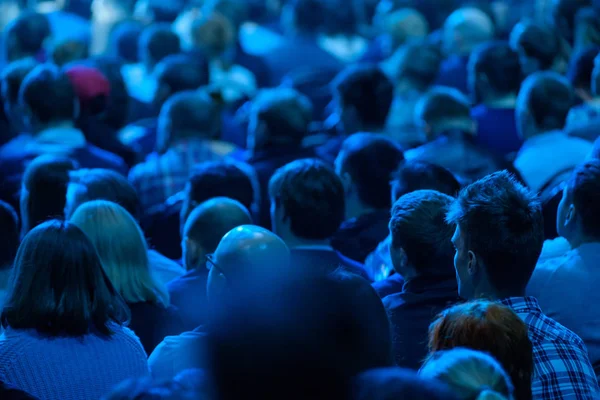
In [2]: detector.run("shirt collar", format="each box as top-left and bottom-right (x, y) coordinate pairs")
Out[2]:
(500, 296), (542, 314)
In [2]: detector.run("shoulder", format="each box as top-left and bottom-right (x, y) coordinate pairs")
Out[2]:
(81, 144), (128, 174)
(109, 325), (148, 355)
(527, 311), (587, 349)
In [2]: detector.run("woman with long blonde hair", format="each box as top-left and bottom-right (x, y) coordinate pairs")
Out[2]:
(71, 200), (183, 354)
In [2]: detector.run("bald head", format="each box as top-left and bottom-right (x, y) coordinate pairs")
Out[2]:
(443, 7), (495, 56)
(385, 8), (428, 47)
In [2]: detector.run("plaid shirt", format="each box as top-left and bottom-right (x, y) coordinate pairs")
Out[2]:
(501, 297), (599, 400)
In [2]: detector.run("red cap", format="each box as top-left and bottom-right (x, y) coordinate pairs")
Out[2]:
(65, 66), (111, 102)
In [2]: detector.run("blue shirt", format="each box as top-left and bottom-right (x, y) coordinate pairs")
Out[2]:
(472, 105), (522, 157)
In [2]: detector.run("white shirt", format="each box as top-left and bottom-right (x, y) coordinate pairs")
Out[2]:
(148, 329), (206, 382)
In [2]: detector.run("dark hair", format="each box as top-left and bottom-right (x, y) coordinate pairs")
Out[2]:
(470, 41), (521, 96)
(514, 22), (562, 70)
(1, 58), (37, 106)
(391, 161), (460, 202)
(337, 133), (404, 210)
(0, 201), (19, 270)
(21, 155), (78, 234)
(138, 24), (181, 68)
(4, 12), (50, 61)
(203, 0), (251, 30)
(389, 190), (455, 278)
(109, 20), (143, 63)
(416, 87), (471, 127)
(446, 171), (544, 293)
(334, 65), (394, 130)
(566, 160), (600, 238)
(2, 220), (130, 336)
(269, 159), (345, 240)
(154, 54), (210, 94)
(552, 0), (591, 43)
(289, 0), (325, 33)
(429, 300), (534, 400)
(519, 72), (574, 132)
(19, 64), (77, 125)
(567, 46), (600, 89)
(394, 41), (441, 91)
(67, 169), (142, 221)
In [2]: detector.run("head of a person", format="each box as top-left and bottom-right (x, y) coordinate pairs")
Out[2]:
(392, 41), (441, 93)
(557, 159), (600, 246)
(391, 161), (460, 203)
(415, 87), (475, 139)
(133, 0), (184, 25)
(70, 200), (168, 307)
(207, 270), (392, 399)
(20, 154), (78, 235)
(4, 11), (50, 62)
(574, 7), (600, 53)
(19, 64), (78, 131)
(108, 20), (143, 63)
(202, 0), (250, 33)
(181, 160), (257, 231)
(1, 220), (129, 336)
(389, 190), (456, 281)
(428, 300), (534, 400)
(442, 7), (495, 56)
(511, 22), (565, 76)
(468, 41), (521, 105)
(65, 168), (142, 221)
(354, 368), (458, 400)
(91, 0), (136, 25)
(269, 159), (345, 244)
(138, 24), (181, 72)
(248, 88), (312, 153)
(516, 72), (574, 139)
(156, 91), (219, 154)
(382, 8), (429, 49)
(64, 65), (111, 119)
(182, 197), (252, 271)
(51, 39), (89, 67)
(0, 201), (19, 270)
(447, 171), (544, 300)
(335, 133), (404, 214)
(333, 65), (394, 134)
(152, 53), (210, 108)
(281, 0), (325, 36)
(207, 225), (290, 301)
(567, 46), (600, 99)
(552, 0), (591, 44)
(190, 12), (236, 59)
(1, 57), (37, 132)
(420, 348), (514, 400)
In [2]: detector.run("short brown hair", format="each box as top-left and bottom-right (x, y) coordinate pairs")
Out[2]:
(415, 87), (471, 127)
(428, 300), (534, 400)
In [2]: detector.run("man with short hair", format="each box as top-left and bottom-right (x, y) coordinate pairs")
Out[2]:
(528, 160), (600, 375)
(128, 91), (237, 211)
(447, 170), (599, 399)
(332, 133), (404, 263)
(514, 72), (593, 193)
(469, 41), (523, 157)
(3, 11), (50, 64)
(269, 158), (367, 278)
(385, 190), (460, 370)
(149, 225), (290, 381)
(0, 58), (37, 142)
(169, 197), (252, 330)
(511, 21), (566, 76)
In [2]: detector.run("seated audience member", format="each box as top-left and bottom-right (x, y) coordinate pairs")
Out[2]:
(353, 367), (458, 400)
(262, 0), (342, 86)
(129, 91), (237, 212)
(384, 190), (460, 370)
(567, 48), (600, 128)
(50, 39), (88, 67)
(469, 41), (523, 157)
(149, 225), (290, 381)
(385, 40), (441, 148)
(70, 200), (183, 354)
(0, 201), (18, 311)
(406, 87), (505, 184)
(420, 349), (515, 400)
(428, 301), (534, 400)
(269, 158), (368, 278)
(0, 65), (127, 211)
(436, 7), (495, 94)
(528, 160), (600, 375)
(446, 171), (599, 398)
(573, 6), (600, 52)
(511, 21), (568, 76)
(120, 53), (210, 156)
(244, 88), (315, 228)
(0, 58), (37, 140)
(332, 134), (404, 262)
(319, 65), (394, 163)
(0, 221), (148, 399)
(65, 168), (184, 285)
(206, 270), (392, 399)
(551, 0), (591, 45)
(514, 72), (593, 193)
(169, 197), (252, 330)
(20, 155), (78, 235)
(367, 161), (460, 286)
(3, 12), (50, 63)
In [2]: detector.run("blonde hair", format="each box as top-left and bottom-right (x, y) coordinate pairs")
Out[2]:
(70, 200), (169, 307)
(420, 348), (514, 400)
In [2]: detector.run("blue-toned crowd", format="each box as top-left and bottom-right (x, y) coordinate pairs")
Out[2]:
(1, 0), (600, 399)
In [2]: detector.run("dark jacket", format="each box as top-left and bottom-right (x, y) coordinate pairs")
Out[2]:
(141, 197), (183, 260)
(372, 273), (405, 299)
(435, 55), (469, 94)
(167, 268), (209, 332)
(331, 210), (390, 263)
(127, 301), (185, 355)
(289, 247), (369, 280)
(384, 276), (460, 370)
(0, 382), (39, 400)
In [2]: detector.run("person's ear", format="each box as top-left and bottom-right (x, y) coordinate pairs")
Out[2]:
(340, 171), (353, 196)
(565, 204), (576, 226)
(184, 236), (202, 270)
(467, 250), (478, 277)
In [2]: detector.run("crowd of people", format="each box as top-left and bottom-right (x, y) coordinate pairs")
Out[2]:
(0, 0), (600, 399)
